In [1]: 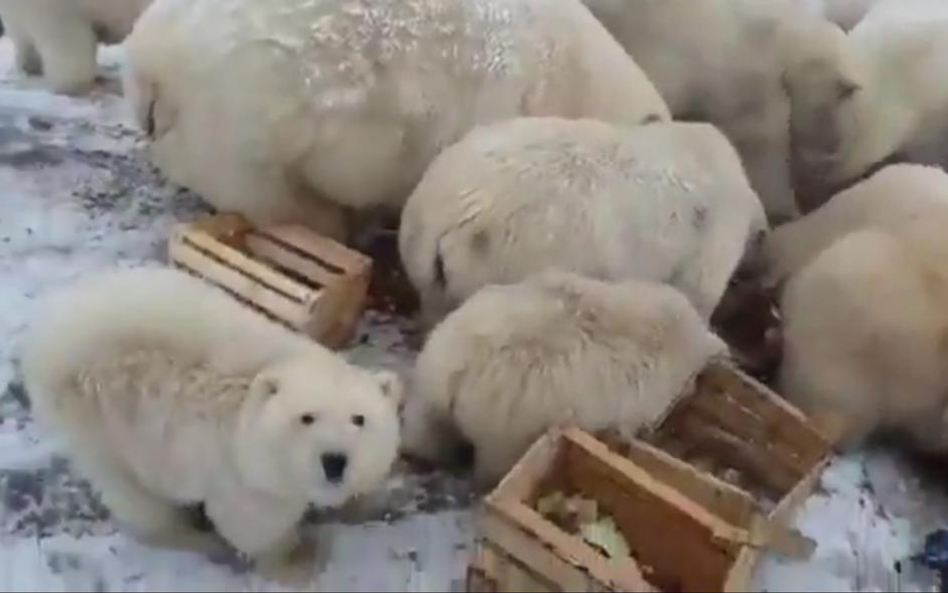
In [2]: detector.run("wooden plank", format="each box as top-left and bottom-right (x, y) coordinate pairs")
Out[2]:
(479, 505), (611, 591)
(698, 362), (829, 464)
(659, 416), (800, 498)
(473, 542), (558, 592)
(186, 211), (252, 242)
(603, 436), (758, 529)
(169, 213), (371, 349)
(488, 430), (563, 506)
(263, 224), (372, 273)
(171, 226), (314, 305)
(169, 239), (312, 328)
(244, 231), (339, 289)
(563, 429), (741, 592)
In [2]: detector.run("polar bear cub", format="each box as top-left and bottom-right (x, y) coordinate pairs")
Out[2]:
(0, 0), (153, 95)
(401, 272), (728, 488)
(399, 118), (769, 327)
(122, 0), (671, 241)
(20, 266), (402, 583)
(761, 164), (948, 287)
(779, 212), (948, 451)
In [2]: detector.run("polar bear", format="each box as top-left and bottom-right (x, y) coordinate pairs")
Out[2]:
(398, 118), (769, 328)
(401, 271), (728, 488)
(761, 164), (948, 287)
(778, 213), (948, 451)
(19, 266), (402, 584)
(122, 0), (672, 241)
(580, 0), (862, 223)
(0, 0), (153, 95)
(809, 0), (948, 200)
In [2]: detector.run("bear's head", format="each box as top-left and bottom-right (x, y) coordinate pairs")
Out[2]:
(783, 20), (866, 212)
(236, 354), (403, 508)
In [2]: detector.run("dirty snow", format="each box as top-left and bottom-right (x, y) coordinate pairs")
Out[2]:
(1, 35), (947, 593)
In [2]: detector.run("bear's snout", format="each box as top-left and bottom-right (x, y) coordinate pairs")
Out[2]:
(321, 452), (348, 483)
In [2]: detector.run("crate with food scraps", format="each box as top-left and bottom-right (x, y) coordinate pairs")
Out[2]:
(168, 212), (372, 349)
(467, 360), (832, 592)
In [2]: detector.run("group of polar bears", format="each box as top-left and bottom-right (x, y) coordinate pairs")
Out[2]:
(9, 0), (948, 584)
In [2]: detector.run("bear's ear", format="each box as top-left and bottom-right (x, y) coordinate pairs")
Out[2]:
(371, 370), (405, 407)
(250, 374), (280, 399)
(837, 78), (861, 102)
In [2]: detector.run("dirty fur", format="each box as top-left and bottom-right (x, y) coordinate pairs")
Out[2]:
(122, 0), (671, 241)
(399, 118), (768, 327)
(401, 272), (727, 488)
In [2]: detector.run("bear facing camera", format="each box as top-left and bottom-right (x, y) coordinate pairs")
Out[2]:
(19, 265), (403, 585)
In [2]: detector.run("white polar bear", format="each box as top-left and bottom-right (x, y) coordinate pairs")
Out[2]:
(398, 118), (769, 327)
(401, 271), (728, 488)
(778, 213), (948, 451)
(0, 0), (153, 95)
(20, 266), (402, 584)
(809, 0), (948, 200)
(122, 0), (672, 241)
(761, 164), (948, 287)
(580, 0), (862, 223)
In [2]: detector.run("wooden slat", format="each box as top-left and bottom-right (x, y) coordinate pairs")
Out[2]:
(168, 213), (371, 349)
(261, 224), (372, 274)
(699, 362), (830, 464)
(169, 238), (312, 328)
(562, 431), (740, 592)
(482, 502), (652, 592)
(471, 541), (558, 593)
(488, 430), (563, 506)
(245, 231), (340, 289)
(609, 437), (758, 529)
(171, 226), (314, 305)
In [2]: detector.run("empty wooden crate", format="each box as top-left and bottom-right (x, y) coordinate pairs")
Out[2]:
(168, 213), (372, 349)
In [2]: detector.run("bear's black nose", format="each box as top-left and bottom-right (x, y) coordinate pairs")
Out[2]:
(321, 452), (348, 483)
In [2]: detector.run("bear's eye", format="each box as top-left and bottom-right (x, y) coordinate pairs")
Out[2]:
(352, 414), (365, 428)
(300, 414), (316, 426)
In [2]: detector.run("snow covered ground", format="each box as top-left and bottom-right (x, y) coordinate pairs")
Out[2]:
(1, 37), (948, 592)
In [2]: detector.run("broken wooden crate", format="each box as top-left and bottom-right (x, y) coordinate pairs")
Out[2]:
(468, 361), (832, 592)
(168, 213), (372, 349)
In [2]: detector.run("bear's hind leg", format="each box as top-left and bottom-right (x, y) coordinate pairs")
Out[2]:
(31, 19), (98, 95)
(13, 37), (43, 75)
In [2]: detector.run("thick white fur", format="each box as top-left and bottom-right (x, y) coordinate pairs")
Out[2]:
(779, 213), (948, 451)
(402, 272), (728, 488)
(122, 0), (671, 241)
(20, 266), (402, 584)
(399, 118), (768, 326)
(581, 0), (861, 223)
(0, 0), (152, 95)
(817, 0), (948, 192)
(761, 164), (948, 286)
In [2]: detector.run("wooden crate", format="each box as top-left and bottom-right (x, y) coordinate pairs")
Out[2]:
(640, 359), (831, 517)
(469, 361), (831, 593)
(168, 213), (371, 349)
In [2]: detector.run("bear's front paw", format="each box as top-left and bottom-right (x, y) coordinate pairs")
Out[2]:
(255, 536), (317, 587)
